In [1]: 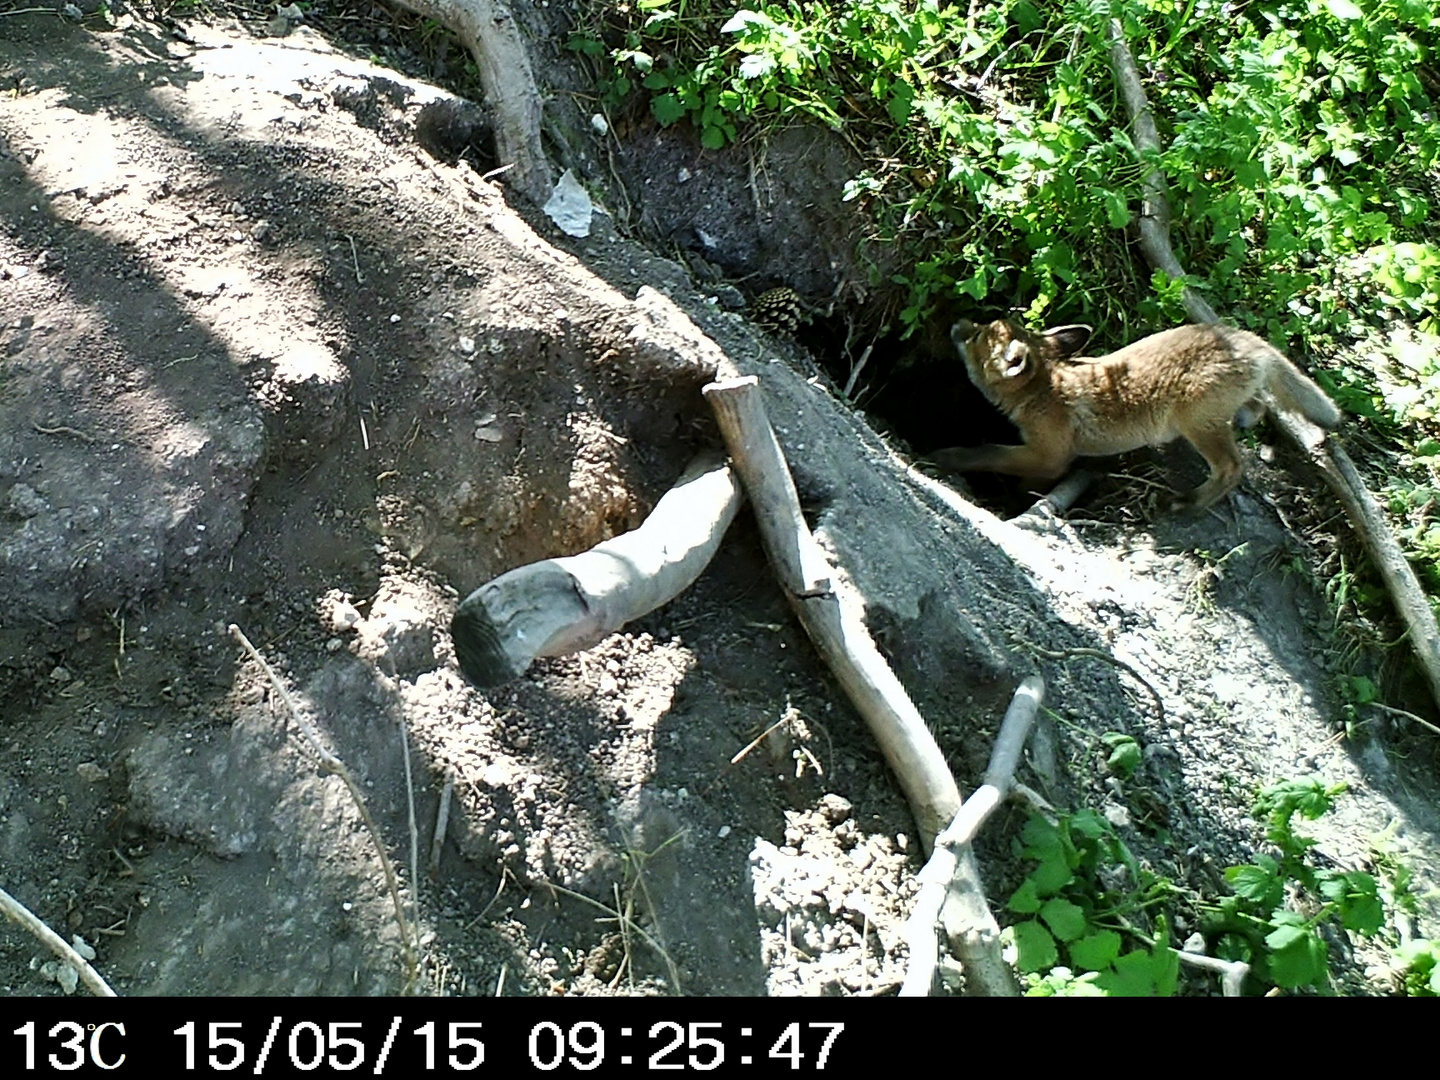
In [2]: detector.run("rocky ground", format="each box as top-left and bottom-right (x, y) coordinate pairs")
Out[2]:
(0, 3), (1436, 998)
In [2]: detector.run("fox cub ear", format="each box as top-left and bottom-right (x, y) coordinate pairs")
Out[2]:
(1044, 324), (1093, 358)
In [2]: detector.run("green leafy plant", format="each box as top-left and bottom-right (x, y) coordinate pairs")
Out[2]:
(1205, 779), (1385, 991)
(576, 0), (1440, 620)
(1100, 732), (1141, 779)
(1396, 939), (1440, 996)
(1007, 809), (1180, 996)
(1010, 779), (1406, 995)
(578, 0), (1437, 336)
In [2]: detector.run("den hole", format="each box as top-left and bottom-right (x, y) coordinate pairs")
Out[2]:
(791, 309), (1215, 514)
(792, 311), (1054, 514)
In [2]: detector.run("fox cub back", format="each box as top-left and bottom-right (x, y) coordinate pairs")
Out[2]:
(932, 318), (1340, 509)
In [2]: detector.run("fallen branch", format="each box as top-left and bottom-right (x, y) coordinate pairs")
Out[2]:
(0, 886), (116, 997)
(451, 451), (741, 686)
(1013, 468), (1095, 529)
(229, 624), (419, 988)
(704, 376), (959, 844)
(1368, 700), (1440, 739)
(429, 773), (454, 880)
(1106, 19), (1440, 713)
(703, 374), (1013, 994)
(1176, 949), (1250, 998)
(1009, 636), (1166, 728)
(383, 0), (553, 206)
(900, 675), (1043, 997)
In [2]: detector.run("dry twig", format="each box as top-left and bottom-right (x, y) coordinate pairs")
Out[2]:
(1009, 635), (1166, 727)
(228, 623), (419, 987)
(704, 375), (958, 844)
(429, 773), (454, 880)
(0, 887), (116, 997)
(1176, 949), (1250, 997)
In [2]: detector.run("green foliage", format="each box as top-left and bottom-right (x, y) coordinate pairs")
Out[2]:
(1010, 779), (1402, 995)
(1396, 939), (1440, 996)
(1100, 732), (1141, 778)
(1206, 778), (1385, 991)
(576, 0), (1440, 614)
(1007, 810), (1180, 996)
(576, 0), (1438, 338)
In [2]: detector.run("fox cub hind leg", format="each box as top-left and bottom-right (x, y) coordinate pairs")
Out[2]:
(1177, 424), (1245, 510)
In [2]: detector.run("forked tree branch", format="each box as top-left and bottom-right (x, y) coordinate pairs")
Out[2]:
(703, 373), (1014, 994)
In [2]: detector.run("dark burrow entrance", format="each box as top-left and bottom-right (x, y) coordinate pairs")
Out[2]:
(788, 310), (1060, 515)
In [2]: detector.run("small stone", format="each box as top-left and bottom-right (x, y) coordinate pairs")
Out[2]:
(817, 793), (852, 825)
(40, 960), (79, 994)
(50, 666), (72, 683)
(329, 601), (362, 632)
(76, 762), (108, 783)
(6, 482), (48, 519)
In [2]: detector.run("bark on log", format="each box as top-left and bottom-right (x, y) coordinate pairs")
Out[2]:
(451, 452), (741, 686)
(385, 0), (554, 206)
(1106, 19), (1440, 712)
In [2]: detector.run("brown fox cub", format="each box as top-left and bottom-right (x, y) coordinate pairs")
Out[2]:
(933, 318), (1342, 509)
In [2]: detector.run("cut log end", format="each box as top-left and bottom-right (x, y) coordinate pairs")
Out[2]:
(451, 596), (522, 687)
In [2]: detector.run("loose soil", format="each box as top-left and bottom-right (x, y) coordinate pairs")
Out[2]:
(0, 4), (1436, 998)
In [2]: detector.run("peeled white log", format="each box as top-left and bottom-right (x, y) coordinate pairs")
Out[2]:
(451, 452), (741, 686)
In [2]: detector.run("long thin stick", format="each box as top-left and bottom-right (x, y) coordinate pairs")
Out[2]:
(0, 887), (116, 997)
(704, 373), (1016, 995)
(1106, 19), (1440, 713)
(228, 624), (418, 986)
(704, 376), (958, 844)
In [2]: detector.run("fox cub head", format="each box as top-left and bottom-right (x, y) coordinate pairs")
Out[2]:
(951, 318), (1094, 392)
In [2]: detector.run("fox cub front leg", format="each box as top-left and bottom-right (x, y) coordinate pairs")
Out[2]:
(930, 440), (1075, 481)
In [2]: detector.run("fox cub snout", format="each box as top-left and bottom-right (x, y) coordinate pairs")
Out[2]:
(933, 318), (1341, 510)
